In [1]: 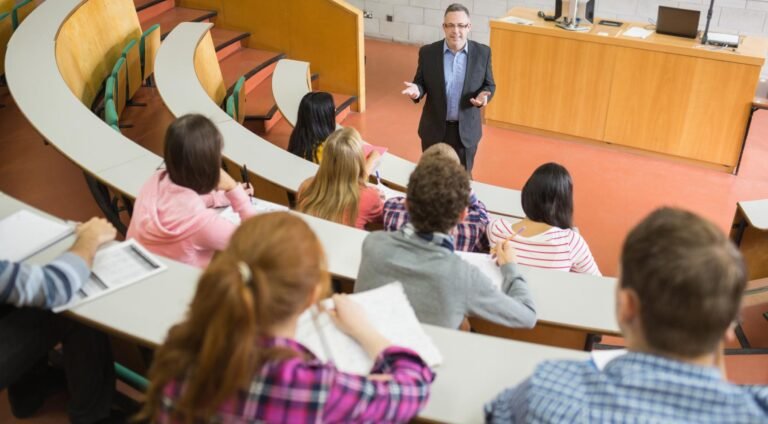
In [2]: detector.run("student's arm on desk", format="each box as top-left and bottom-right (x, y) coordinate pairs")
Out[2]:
(192, 188), (255, 252)
(0, 254), (89, 308)
(465, 262), (537, 329)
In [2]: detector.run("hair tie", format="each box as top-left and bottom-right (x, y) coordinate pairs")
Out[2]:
(237, 261), (252, 285)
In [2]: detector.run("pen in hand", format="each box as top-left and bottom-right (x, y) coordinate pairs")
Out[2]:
(241, 164), (253, 200)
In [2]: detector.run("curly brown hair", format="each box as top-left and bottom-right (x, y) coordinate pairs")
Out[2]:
(406, 157), (470, 234)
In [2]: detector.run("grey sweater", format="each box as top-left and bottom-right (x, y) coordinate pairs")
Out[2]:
(355, 230), (537, 329)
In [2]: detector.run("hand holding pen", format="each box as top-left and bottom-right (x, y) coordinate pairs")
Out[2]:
(240, 164), (254, 199)
(491, 226), (525, 266)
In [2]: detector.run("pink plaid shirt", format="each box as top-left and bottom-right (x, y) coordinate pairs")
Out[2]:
(156, 337), (434, 423)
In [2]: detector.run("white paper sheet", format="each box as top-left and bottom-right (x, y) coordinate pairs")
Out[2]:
(456, 251), (503, 290)
(54, 239), (167, 312)
(622, 27), (653, 39)
(0, 210), (74, 262)
(218, 198), (289, 225)
(500, 16), (534, 25)
(295, 282), (443, 375)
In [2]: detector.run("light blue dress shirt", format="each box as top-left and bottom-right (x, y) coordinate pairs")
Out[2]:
(485, 352), (768, 423)
(443, 40), (468, 122)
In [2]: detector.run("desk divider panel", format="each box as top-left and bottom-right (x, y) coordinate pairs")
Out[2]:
(55, 0), (142, 106)
(178, 0), (365, 111)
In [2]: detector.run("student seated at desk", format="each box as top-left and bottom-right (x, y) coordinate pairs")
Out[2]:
(1, 218), (119, 423)
(127, 114), (256, 268)
(485, 208), (768, 423)
(139, 213), (434, 423)
(487, 162), (601, 275)
(383, 143), (490, 252)
(355, 157), (536, 330)
(287, 92), (336, 164)
(296, 127), (383, 229)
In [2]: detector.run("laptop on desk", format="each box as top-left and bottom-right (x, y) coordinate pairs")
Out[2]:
(656, 6), (700, 39)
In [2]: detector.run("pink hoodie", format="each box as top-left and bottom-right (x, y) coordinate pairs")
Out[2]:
(127, 170), (256, 268)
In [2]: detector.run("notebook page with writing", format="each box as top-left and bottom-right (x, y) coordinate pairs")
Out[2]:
(0, 210), (74, 262)
(295, 282), (443, 375)
(53, 239), (167, 312)
(456, 251), (503, 290)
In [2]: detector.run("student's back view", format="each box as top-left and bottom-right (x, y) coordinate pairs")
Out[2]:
(356, 157), (536, 330)
(486, 208), (768, 423)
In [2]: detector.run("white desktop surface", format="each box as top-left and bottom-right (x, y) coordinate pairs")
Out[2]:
(739, 199), (768, 230)
(2, 191), (589, 424)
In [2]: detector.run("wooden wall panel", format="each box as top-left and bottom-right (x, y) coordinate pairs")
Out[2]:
(178, 0), (365, 111)
(55, 0), (141, 106)
(487, 31), (615, 140)
(193, 31), (226, 106)
(605, 48), (760, 167)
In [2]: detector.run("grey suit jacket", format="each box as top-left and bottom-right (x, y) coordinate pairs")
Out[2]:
(412, 39), (496, 148)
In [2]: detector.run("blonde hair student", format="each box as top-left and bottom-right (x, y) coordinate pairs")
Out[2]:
(296, 127), (383, 229)
(139, 213), (434, 423)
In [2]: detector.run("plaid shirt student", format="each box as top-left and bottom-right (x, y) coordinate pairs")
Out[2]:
(157, 337), (435, 423)
(485, 352), (768, 423)
(383, 190), (489, 252)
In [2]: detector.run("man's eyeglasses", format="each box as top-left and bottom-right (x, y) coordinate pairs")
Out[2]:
(443, 23), (470, 30)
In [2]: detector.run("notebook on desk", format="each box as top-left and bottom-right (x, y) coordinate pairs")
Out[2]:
(0, 209), (74, 262)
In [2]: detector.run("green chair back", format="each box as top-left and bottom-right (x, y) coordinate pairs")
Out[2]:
(104, 76), (116, 104)
(111, 57), (127, 116)
(0, 12), (11, 77)
(105, 98), (119, 128)
(226, 95), (236, 120)
(121, 39), (141, 100)
(233, 76), (246, 124)
(140, 24), (161, 81)
(11, 0), (34, 30)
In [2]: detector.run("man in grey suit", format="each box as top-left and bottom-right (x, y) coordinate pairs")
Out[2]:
(402, 3), (496, 174)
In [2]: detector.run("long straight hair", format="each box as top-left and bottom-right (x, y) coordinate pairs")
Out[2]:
(287, 92), (336, 162)
(138, 213), (329, 423)
(296, 127), (367, 226)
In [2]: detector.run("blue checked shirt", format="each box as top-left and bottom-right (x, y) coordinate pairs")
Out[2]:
(444, 41), (468, 121)
(383, 190), (490, 252)
(485, 352), (768, 423)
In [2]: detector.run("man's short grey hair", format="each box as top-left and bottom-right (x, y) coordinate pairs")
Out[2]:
(444, 3), (470, 17)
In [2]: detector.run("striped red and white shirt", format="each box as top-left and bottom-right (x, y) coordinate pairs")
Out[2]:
(487, 218), (601, 276)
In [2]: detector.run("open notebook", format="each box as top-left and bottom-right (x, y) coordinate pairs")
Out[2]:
(295, 282), (443, 375)
(53, 239), (167, 312)
(0, 209), (75, 262)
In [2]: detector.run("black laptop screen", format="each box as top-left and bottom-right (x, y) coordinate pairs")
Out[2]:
(657, 6), (700, 39)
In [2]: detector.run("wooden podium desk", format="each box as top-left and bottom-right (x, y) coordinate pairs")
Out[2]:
(488, 8), (768, 172)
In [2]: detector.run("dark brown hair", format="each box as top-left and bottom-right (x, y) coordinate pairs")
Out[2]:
(521, 162), (574, 229)
(620, 208), (746, 357)
(406, 157), (470, 233)
(444, 3), (470, 17)
(139, 213), (329, 422)
(164, 114), (223, 194)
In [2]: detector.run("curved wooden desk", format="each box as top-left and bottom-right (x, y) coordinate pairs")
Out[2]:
(8, 0), (618, 359)
(3, 190), (588, 424)
(731, 199), (768, 281)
